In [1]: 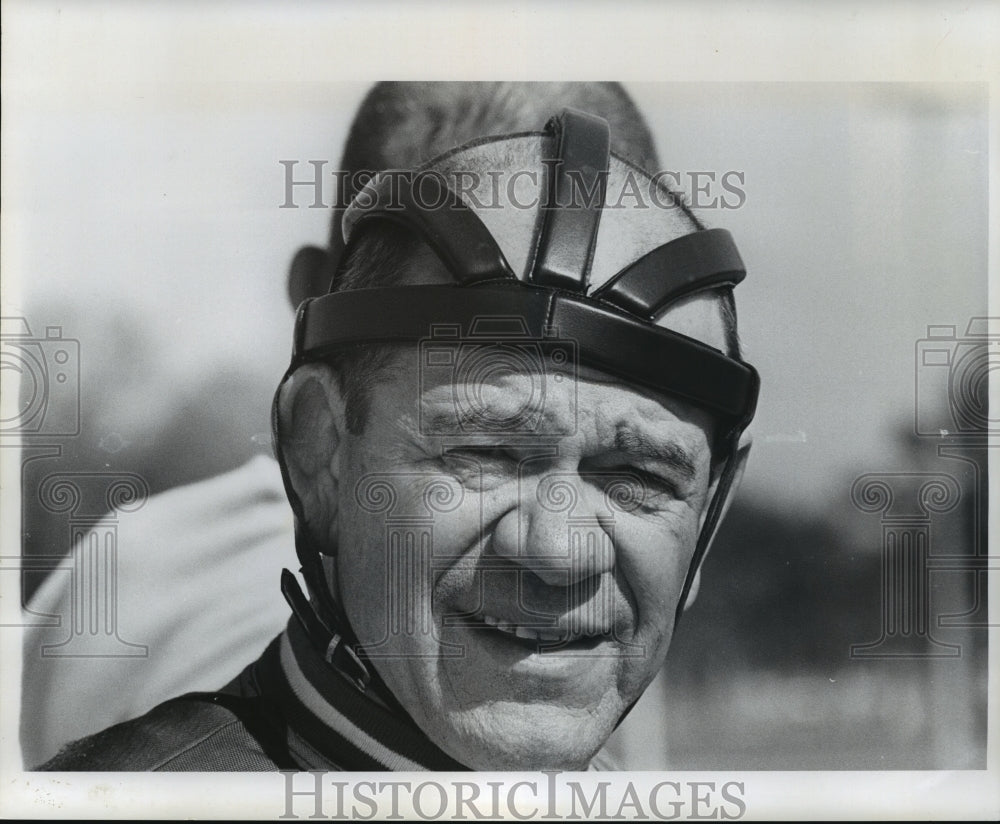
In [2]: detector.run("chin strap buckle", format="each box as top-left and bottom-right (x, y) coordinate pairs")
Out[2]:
(281, 568), (372, 694)
(323, 632), (372, 693)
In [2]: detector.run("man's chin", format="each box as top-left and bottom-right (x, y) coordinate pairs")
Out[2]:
(426, 698), (620, 771)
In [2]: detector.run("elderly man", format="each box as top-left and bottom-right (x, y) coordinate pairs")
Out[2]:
(37, 83), (757, 770)
(22, 82), (665, 768)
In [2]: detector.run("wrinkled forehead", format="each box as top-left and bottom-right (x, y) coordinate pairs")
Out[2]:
(424, 135), (726, 350)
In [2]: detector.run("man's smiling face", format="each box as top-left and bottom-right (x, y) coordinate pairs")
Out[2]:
(279, 139), (742, 769)
(332, 296), (725, 769)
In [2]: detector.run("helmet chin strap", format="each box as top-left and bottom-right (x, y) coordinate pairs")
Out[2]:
(269, 363), (403, 711)
(279, 524), (407, 714)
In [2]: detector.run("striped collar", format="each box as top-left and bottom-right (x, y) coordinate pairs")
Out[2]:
(255, 618), (468, 771)
(255, 617), (618, 771)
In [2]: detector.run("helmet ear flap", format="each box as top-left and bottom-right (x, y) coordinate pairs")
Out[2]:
(288, 245), (334, 309)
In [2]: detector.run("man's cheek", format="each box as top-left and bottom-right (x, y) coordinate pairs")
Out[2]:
(436, 496), (488, 545)
(613, 535), (686, 636)
(337, 511), (397, 632)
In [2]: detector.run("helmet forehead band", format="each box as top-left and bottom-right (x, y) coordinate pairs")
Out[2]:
(298, 107), (758, 432)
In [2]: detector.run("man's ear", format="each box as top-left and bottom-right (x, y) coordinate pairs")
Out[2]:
(276, 363), (347, 546)
(287, 245), (333, 309)
(683, 430), (753, 611)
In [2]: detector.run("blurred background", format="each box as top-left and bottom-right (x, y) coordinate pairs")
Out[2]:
(5, 66), (989, 769)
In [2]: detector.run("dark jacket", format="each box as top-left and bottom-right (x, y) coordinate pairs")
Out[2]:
(37, 620), (466, 772)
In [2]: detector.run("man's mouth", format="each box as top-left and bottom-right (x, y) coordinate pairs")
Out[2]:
(463, 611), (608, 650)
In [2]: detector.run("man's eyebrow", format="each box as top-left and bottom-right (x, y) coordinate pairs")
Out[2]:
(419, 407), (498, 433)
(613, 427), (698, 480)
(420, 410), (460, 432)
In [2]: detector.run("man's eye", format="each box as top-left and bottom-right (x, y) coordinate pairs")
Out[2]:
(631, 469), (680, 502)
(585, 467), (680, 510)
(441, 447), (516, 472)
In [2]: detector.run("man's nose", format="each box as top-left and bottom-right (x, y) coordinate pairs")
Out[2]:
(490, 473), (615, 587)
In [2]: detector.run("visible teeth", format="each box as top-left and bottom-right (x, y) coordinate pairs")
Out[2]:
(479, 614), (588, 644)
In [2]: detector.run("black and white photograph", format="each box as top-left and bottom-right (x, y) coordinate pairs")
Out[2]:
(1, 2), (997, 819)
